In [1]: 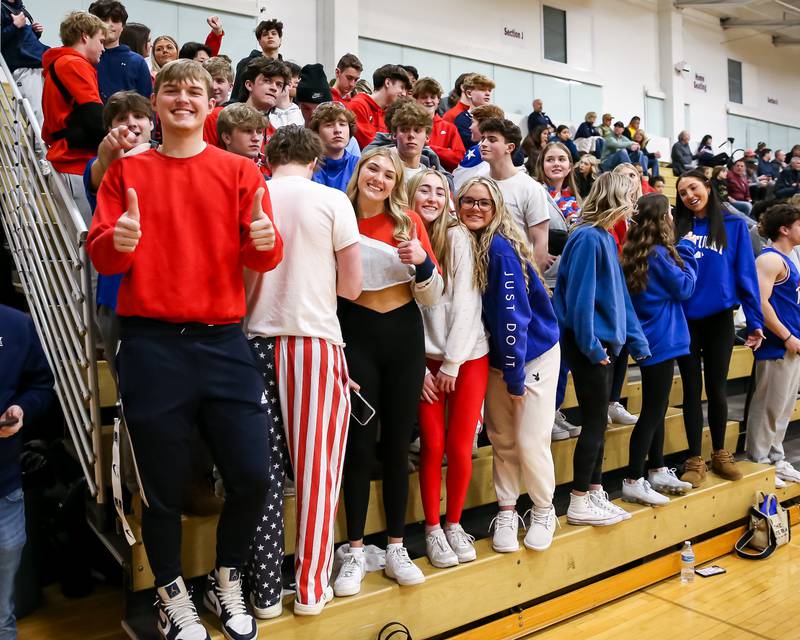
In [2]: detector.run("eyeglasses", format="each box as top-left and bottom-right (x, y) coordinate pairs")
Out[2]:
(460, 196), (494, 211)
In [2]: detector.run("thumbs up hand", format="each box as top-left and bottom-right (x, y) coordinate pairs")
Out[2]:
(249, 188), (276, 252)
(113, 188), (142, 253)
(398, 223), (426, 265)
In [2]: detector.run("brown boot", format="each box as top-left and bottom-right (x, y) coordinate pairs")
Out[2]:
(680, 456), (707, 488)
(711, 449), (742, 481)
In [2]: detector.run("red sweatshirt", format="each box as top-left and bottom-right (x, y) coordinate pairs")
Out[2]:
(348, 93), (385, 149)
(204, 30), (224, 56)
(442, 102), (468, 124)
(41, 47), (103, 174)
(330, 86), (351, 104)
(428, 115), (466, 172)
(203, 106), (275, 177)
(87, 145), (283, 324)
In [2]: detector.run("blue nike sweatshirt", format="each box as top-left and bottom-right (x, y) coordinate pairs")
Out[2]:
(0, 305), (55, 497)
(629, 240), (697, 366)
(683, 213), (763, 332)
(553, 224), (650, 364)
(482, 235), (560, 396)
(312, 150), (359, 192)
(96, 45), (152, 103)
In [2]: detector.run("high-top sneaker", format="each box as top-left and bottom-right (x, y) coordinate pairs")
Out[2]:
(156, 577), (210, 640)
(203, 567), (257, 640)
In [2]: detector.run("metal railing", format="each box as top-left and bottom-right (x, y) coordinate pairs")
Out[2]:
(0, 55), (104, 503)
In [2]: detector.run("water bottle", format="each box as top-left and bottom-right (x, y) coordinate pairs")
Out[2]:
(680, 541), (695, 584)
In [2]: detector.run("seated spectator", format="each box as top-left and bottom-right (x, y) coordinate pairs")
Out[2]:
(574, 153), (598, 199)
(527, 98), (554, 134)
(597, 112), (613, 139)
(452, 104), (505, 191)
(348, 63), (410, 149)
(624, 116), (640, 140)
(310, 102), (359, 191)
(522, 124), (552, 174)
(42, 11), (107, 225)
(401, 65), (419, 86)
(442, 73), (470, 122)
(412, 77), (465, 172)
(453, 74), (495, 150)
(535, 141), (581, 223)
(554, 125), (579, 162)
(150, 35), (178, 74)
(295, 63), (333, 125)
(649, 175), (665, 194)
(118, 21), (150, 59)
(747, 158), (771, 201)
(178, 41), (212, 62)
(710, 165), (752, 227)
(203, 56), (233, 105)
(574, 111), (602, 157)
(1, 0), (49, 124)
(671, 130), (696, 176)
(331, 53), (362, 103)
(601, 120), (642, 172)
(89, 0), (152, 102)
(727, 158), (753, 216)
(232, 18), (284, 102)
(773, 149), (788, 174)
(217, 103), (267, 168)
(696, 134), (729, 167)
(776, 156), (800, 199)
(792, 144), (800, 159)
(632, 129), (661, 176)
(758, 148), (779, 180)
(270, 61), (304, 129)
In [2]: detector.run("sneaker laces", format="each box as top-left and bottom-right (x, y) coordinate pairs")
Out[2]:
(525, 507), (561, 530)
(216, 576), (247, 618)
(684, 456), (706, 472)
(447, 525), (475, 549)
(489, 510), (524, 533)
(339, 554), (361, 579)
(428, 530), (451, 555)
(157, 589), (200, 629)
(714, 449), (735, 464)
(387, 545), (414, 568)
(589, 489), (615, 510)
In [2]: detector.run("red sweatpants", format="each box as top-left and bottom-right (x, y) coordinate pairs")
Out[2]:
(418, 355), (489, 526)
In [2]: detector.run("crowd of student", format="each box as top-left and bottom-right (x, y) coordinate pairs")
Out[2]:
(3, 2), (800, 640)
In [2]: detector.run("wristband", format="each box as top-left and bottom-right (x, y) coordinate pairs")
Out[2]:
(784, 333), (794, 343)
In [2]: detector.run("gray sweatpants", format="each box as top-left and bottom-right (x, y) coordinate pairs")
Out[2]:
(745, 353), (800, 464)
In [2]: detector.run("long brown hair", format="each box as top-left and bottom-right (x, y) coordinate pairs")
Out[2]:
(622, 193), (683, 294)
(534, 141), (581, 203)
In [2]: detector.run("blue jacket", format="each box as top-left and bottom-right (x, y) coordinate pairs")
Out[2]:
(1, 0), (48, 72)
(0, 305), (55, 497)
(683, 213), (763, 332)
(575, 122), (599, 139)
(482, 235), (559, 396)
(312, 151), (359, 192)
(96, 45), (152, 103)
(527, 110), (554, 134)
(775, 168), (800, 199)
(553, 225), (650, 363)
(629, 241), (697, 366)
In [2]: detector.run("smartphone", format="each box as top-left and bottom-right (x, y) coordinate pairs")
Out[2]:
(0, 417), (19, 428)
(351, 389), (376, 426)
(695, 565), (726, 578)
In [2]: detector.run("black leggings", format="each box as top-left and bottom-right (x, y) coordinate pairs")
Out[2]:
(338, 300), (426, 540)
(562, 330), (613, 492)
(626, 359), (673, 478)
(677, 308), (735, 457)
(610, 346), (629, 403)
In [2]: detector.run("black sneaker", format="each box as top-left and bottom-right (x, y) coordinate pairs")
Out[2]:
(203, 567), (257, 640)
(156, 577), (210, 640)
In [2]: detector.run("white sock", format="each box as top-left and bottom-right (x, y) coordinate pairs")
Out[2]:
(349, 546), (364, 555)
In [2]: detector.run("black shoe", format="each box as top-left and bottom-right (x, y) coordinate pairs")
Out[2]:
(203, 567), (257, 640)
(156, 577), (211, 640)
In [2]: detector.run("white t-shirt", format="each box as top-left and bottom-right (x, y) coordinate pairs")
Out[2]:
(244, 176), (360, 346)
(403, 164), (424, 183)
(496, 170), (550, 236)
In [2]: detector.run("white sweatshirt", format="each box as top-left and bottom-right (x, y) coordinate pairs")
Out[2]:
(419, 224), (489, 376)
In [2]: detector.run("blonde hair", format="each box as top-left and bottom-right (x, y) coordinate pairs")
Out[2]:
(613, 162), (643, 202)
(406, 170), (455, 288)
(577, 154), (599, 179)
(151, 35), (178, 74)
(585, 111), (597, 121)
(463, 73), (495, 91)
(579, 172), (632, 231)
(217, 103), (267, 143)
(154, 59), (213, 98)
(203, 56), (233, 83)
(347, 147), (412, 241)
(60, 11), (107, 47)
(456, 177), (542, 292)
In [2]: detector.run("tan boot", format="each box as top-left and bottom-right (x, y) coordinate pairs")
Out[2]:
(680, 456), (707, 488)
(711, 449), (742, 481)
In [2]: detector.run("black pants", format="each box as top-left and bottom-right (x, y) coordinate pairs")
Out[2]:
(338, 300), (426, 540)
(610, 346), (629, 403)
(677, 308), (735, 457)
(117, 318), (270, 587)
(627, 359), (673, 478)
(562, 330), (613, 492)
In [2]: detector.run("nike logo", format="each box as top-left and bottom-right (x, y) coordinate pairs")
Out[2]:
(158, 609), (171, 634)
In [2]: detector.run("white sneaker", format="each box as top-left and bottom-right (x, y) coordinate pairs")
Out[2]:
(589, 489), (632, 521)
(524, 505), (558, 551)
(776, 474), (787, 489)
(156, 577), (210, 640)
(333, 552), (365, 597)
(203, 568), (256, 640)
(445, 523), (477, 563)
(648, 467), (692, 495)
(622, 478), (670, 506)
(608, 401), (637, 425)
(551, 421), (570, 441)
(425, 529), (458, 568)
(776, 460), (800, 483)
(250, 592), (282, 620)
(566, 493), (621, 526)
(293, 586), (333, 616)
(489, 510), (522, 552)
(555, 410), (581, 437)
(385, 545), (425, 586)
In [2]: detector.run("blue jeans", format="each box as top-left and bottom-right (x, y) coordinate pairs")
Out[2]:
(629, 150), (649, 175)
(0, 488), (25, 640)
(594, 138), (604, 159)
(601, 149), (630, 172)
(729, 199), (753, 217)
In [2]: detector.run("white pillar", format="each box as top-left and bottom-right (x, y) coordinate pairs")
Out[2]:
(317, 0), (360, 78)
(657, 0), (685, 142)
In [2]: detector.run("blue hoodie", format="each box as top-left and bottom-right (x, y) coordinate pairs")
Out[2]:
(96, 45), (152, 103)
(683, 213), (763, 332)
(553, 225), (650, 364)
(1, 1), (48, 72)
(482, 235), (559, 396)
(629, 240), (697, 366)
(312, 150), (359, 192)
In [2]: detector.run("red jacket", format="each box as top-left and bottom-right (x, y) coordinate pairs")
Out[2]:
(428, 115), (466, 172)
(727, 171), (751, 202)
(41, 47), (104, 175)
(348, 93), (385, 149)
(87, 145), (283, 324)
(442, 102), (468, 124)
(204, 30), (223, 56)
(330, 86), (351, 104)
